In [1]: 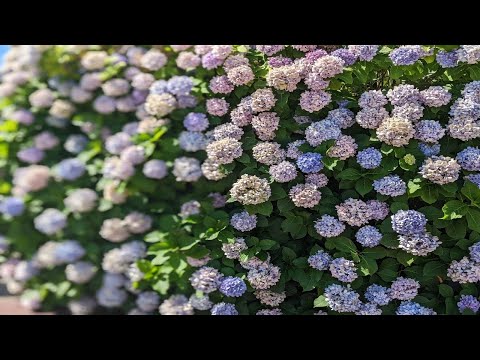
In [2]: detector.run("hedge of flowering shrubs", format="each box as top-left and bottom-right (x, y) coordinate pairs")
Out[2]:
(1, 45), (480, 315)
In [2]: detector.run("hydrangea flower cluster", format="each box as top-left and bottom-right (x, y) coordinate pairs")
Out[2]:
(1, 44), (480, 316)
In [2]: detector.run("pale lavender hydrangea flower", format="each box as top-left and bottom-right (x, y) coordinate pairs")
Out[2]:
(308, 250), (333, 270)
(230, 211), (257, 232)
(398, 232), (441, 256)
(330, 258), (358, 283)
(390, 277), (420, 300)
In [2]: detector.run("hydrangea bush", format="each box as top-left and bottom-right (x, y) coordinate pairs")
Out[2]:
(1, 44), (480, 315)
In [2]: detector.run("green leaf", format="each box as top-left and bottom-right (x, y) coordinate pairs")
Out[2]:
(469, 66), (480, 81)
(337, 168), (362, 181)
(281, 215), (306, 239)
(396, 251), (416, 267)
(359, 256), (378, 275)
(259, 239), (277, 250)
(313, 295), (328, 308)
(420, 185), (439, 204)
(355, 178), (372, 196)
(333, 237), (358, 253)
(466, 207), (480, 233)
(407, 178), (422, 195)
(442, 200), (468, 220)
(390, 202), (409, 213)
(292, 257), (308, 268)
(277, 197), (295, 213)
(245, 201), (273, 216)
(462, 180), (480, 205)
(237, 153), (251, 164)
(438, 284), (454, 298)
(390, 66), (404, 79)
(445, 297), (458, 314)
(380, 232), (399, 248)
(362, 247), (387, 259)
(423, 261), (447, 278)
(445, 219), (467, 239)
(418, 206), (443, 221)
(282, 247), (297, 262)
(270, 184), (287, 201)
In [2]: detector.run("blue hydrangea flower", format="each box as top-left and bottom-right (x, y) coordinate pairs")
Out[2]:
(457, 295), (480, 314)
(308, 250), (333, 270)
(418, 143), (441, 157)
(364, 284), (391, 306)
(314, 215), (345, 237)
(210, 302), (238, 315)
(466, 173), (480, 188)
(55, 158), (86, 181)
(166, 76), (194, 96)
(373, 175), (407, 197)
(389, 45), (425, 66)
(149, 80), (169, 94)
(436, 50), (458, 68)
(456, 146), (480, 171)
(355, 226), (382, 248)
(219, 277), (247, 297)
(305, 119), (341, 146)
(391, 210), (427, 235)
(396, 301), (436, 315)
(296, 152), (323, 174)
(469, 241), (480, 263)
(356, 147), (382, 169)
(329, 257), (358, 283)
(355, 302), (382, 315)
(0, 197), (25, 217)
(324, 284), (361, 313)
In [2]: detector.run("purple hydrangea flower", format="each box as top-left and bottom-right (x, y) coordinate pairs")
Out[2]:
(230, 211), (257, 232)
(166, 76), (194, 96)
(331, 48), (357, 66)
(184, 113), (209, 132)
(391, 210), (427, 235)
(457, 295), (480, 314)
